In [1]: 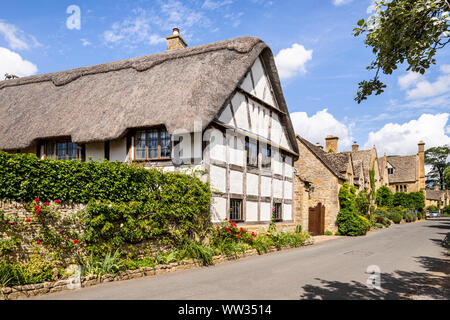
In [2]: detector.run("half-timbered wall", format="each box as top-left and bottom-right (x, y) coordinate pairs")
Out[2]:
(209, 57), (296, 223)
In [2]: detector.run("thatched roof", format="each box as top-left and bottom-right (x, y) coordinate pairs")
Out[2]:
(387, 155), (417, 183)
(0, 36), (298, 155)
(297, 135), (347, 180)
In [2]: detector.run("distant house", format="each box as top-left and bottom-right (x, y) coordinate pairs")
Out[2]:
(426, 186), (449, 210)
(0, 29), (299, 226)
(380, 142), (426, 194)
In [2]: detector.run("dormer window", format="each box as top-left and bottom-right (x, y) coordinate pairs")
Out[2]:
(388, 168), (394, 175)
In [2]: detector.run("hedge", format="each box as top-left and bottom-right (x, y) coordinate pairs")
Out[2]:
(0, 151), (211, 204)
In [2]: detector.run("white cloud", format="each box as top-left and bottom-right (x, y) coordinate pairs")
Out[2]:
(366, 0), (376, 14)
(275, 44), (313, 80)
(290, 109), (354, 150)
(81, 38), (92, 47)
(0, 21), (40, 51)
(0, 47), (38, 77)
(398, 71), (422, 90)
(333, 0), (354, 6)
(398, 65), (450, 100)
(406, 74), (450, 100)
(202, 0), (233, 10)
(364, 113), (450, 155)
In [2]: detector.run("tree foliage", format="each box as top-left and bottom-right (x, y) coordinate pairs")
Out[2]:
(376, 186), (394, 206)
(424, 145), (450, 189)
(354, 0), (450, 103)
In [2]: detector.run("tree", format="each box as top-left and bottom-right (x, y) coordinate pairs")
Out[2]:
(353, 0), (450, 103)
(444, 167), (450, 189)
(356, 190), (370, 215)
(425, 145), (450, 189)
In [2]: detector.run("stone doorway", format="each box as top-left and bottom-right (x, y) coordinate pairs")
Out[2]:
(308, 203), (325, 236)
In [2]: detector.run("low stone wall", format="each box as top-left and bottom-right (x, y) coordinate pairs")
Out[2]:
(1, 242), (314, 300)
(0, 200), (85, 217)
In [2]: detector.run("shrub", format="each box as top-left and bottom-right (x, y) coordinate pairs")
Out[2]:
(391, 212), (402, 224)
(426, 205), (438, 212)
(355, 190), (370, 216)
(376, 186), (393, 207)
(0, 152), (211, 206)
(442, 206), (450, 217)
(180, 242), (215, 266)
(79, 250), (124, 278)
(337, 209), (371, 236)
(324, 230), (333, 236)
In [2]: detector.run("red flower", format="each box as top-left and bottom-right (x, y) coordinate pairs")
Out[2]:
(216, 226), (220, 230)
(240, 228), (243, 232)
(58, 230), (63, 234)
(26, 218), (31, 223)
(36, 210), (41, 216)
(225, 218), (228, 221)
(237, 235), (240, 238)
(73, 240), (79, 244)
(229, 231), (232, 234)
(250, 238), (254, 242)
(34, 205), (40, 210)
(44, 202), (49, 206)
(35, 198), (40, 203)
(55, 200), (61, 204)
(36, 240), (40, 245)
(4, 220), (8, 224)
(10, 222), (15, 226)
(64, 235), (69, 239)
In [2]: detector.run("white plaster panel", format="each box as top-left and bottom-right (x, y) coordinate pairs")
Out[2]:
(110, 138), (127, 162)
(208, 129), (226, 162)
(86, 143), (104, 161)
(251, 58), (269, 103)
(247, 173), (259, 196)
(273, 179), (283, 199)
(272, 150), (283, 176)
(284, 157), (293, 177)
(211, 197), (227, 223)
(229, 170), (243, 195)
(231, 93), (250, 132)
(284, 181), (293, 200)
(260, 202), (271, 222)
(217, 104), (233, 126)
(228, 135), (245, 167)
(239, 72), (254, 94)
(246, 201), (258, 222)
(210, 165), (226, 193)
(261, 176), (272, 197)
(283, 204), (293, 221)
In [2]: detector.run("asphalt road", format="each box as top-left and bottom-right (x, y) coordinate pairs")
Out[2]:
(33, 218), (450, 300)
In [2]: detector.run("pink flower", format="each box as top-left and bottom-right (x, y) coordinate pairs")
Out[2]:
(64, 235), (69, 239)
(4, 220), (8, 224)
(73, 240), (79, 245)
(44, 202), (49, 206)
(58, 230), (63, 234)
(10, 222), (15, 226)
(36, 240), (40, 245)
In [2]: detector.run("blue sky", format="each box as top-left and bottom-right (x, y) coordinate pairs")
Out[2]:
(1, 0), (449, 155)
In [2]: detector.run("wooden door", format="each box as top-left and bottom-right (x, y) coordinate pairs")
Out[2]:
(308, 203), (325, 236)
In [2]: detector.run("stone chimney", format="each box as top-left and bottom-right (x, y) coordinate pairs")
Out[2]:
(166, 28), (188, 51)
(325, 136), (339, 153)
(418, 141), (425, 191)
(434, 184), (440, 191)
(352, 142), (359, 152)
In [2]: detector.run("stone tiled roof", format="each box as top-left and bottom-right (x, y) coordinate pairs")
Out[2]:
(352, 160), (364, 181)
(387, 155), (417, 183)
(426, 189), (444, 201)
(297, 136), (347, 180)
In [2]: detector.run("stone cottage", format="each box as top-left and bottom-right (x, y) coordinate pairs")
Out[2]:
(425, 186), (449, 210)
(0, 30), (299, 227)
(381, 142), (426, 194)
(294, 135), (357, 235)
